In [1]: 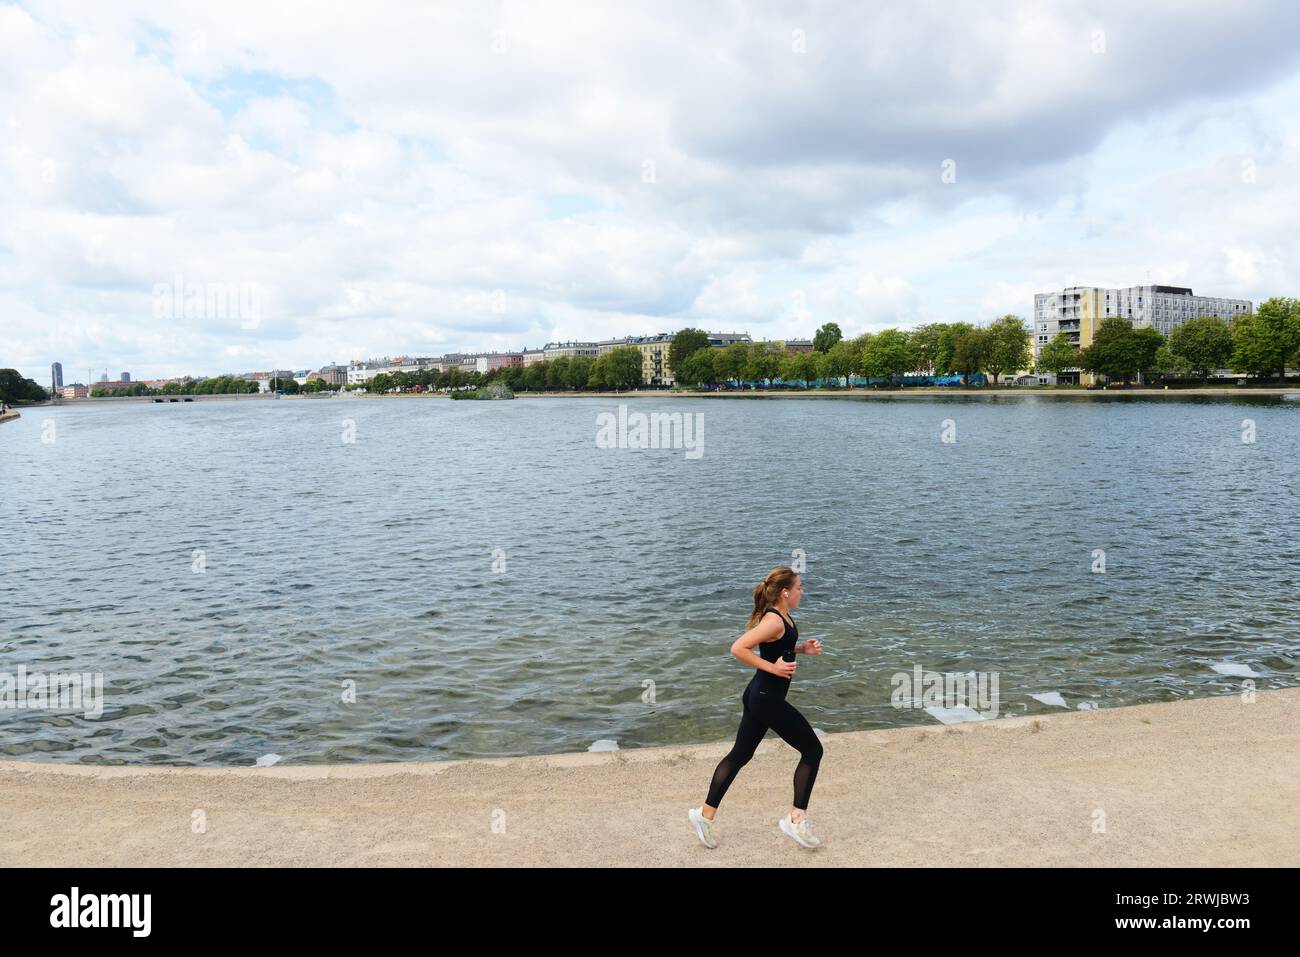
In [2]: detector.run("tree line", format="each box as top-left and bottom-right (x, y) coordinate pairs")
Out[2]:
(670, 317), (1034, 387)
(86, 375), (334, 396)
(364, 347), (648, 393)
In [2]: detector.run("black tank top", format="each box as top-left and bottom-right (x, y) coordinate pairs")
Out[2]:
(752, 608), (798, 695)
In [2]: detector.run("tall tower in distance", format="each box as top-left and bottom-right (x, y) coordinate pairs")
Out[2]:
(51, 362), (63, 393)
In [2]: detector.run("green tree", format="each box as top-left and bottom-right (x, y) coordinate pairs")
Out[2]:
(1154, 344), (1192, 380)
(522, 362), (547, 392)
(935, 322), (975, 374)
(984, 315), (1031, 385)
(908, 324), (944, 373)
(951, 328), (990, 384)
(1131, 327), (1165, 382)
(568, 356), (593, 390)
(861, 329), (915, 378)
(1167, 315), (1232, 381)
(1035, 333), (1080, 377)
(779, 351), (819, 386)
(605, 347), (644, 390)
(586, 355), (607, 390)
(745, 342), (784, 384)
(668, 328), (710, 380)
(369, 373), (392, 392)
(1230, 297), (1300, 380)
(812, 322), (843, 353)
(678, 347), (717, 386)
(1078, 318), (1164, 384)
(819, 339), (857, 385)
(716, 341), (751, 384)
(546, 356), (571, 390)
(846, 333), (872, 377)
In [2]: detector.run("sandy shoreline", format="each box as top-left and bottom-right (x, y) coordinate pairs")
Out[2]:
(0, 410), (20, 424)
(1, 688), (1295, 867)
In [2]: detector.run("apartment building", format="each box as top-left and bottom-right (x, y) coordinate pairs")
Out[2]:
(1033, 284), (1252, 383)
(708, 331), (754, 349)
(542, 341), (600, 362)
(596, 330), (754, 385)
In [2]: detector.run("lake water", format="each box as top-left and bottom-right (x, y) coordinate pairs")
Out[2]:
(2, 393), (1297, 765)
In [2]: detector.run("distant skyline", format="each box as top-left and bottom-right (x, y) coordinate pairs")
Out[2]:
(3, 0), (1299, 383)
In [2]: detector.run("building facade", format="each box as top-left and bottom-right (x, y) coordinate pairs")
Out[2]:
(316, 364), (348, 387)
(626, 333), (675, 386)
(708, 331), (753, 349)
(51, 362), (63, 392)
(542, 341), (600, 361)
(1033, 285), (1252, 383)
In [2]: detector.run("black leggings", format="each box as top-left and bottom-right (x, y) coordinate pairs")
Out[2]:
(705, 680), (823, 810)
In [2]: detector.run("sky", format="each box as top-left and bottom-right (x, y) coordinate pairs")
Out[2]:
(2, 0), (1299, 383)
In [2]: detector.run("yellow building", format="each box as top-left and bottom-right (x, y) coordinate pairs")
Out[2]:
(595, 331), (753, 386)
(631, 334), (674, 385)
(596, 334), (674, 385)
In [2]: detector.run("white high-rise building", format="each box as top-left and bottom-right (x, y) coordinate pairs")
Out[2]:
(1032, 284), (1252, 383)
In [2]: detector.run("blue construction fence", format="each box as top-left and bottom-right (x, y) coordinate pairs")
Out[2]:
(707, 373), (987, 389)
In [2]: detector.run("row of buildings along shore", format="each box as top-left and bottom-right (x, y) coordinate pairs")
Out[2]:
(47, 283), (1257, 395)
(330, 330), (769, 390)
(48, 332), (776, 396)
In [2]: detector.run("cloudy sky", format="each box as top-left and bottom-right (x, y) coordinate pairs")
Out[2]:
(2, 0), (1298, 383)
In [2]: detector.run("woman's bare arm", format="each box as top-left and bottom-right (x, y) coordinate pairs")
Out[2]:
(729, 614), (793, 677)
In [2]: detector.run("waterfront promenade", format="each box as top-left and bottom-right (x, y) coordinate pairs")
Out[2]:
(1, 688), (1293, 867)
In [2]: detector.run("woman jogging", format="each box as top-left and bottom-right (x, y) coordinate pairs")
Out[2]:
(689, 565), (824, 849)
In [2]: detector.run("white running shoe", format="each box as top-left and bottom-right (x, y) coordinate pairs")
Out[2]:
(779, 813), (821, 848)
(688, 807), (718, 849)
